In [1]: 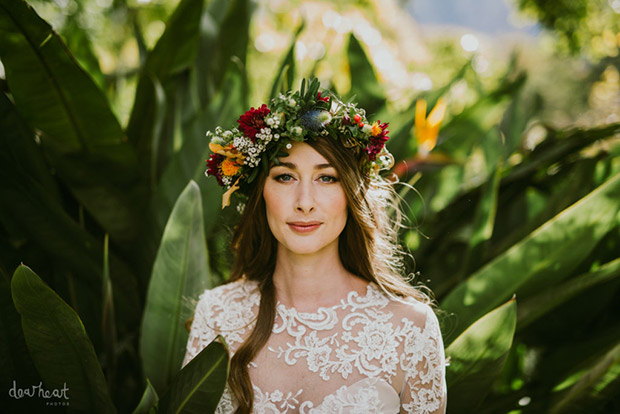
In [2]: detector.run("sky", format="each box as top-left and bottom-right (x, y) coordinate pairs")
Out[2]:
(405, 0), (540, 36)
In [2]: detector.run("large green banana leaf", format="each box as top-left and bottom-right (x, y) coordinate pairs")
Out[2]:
(442, 171), (620, 342)
(551, 340), (620, 414)
(518, 257), (620, 329)
(141, 181), (211, 394)
(158, 338), (229, 414)
(11, 265), (116, 413)
(126, 0), (204, 185)
(60, 15), (105, 90)
(132, 378), (158, 414)
(0, 0), (145, 244)
(0, 93), (141, 335)
(463, 163), (501, 275)
(0, 0), (121, 151)
(446, 298), (517, 413)
(0, 270), (40, 413)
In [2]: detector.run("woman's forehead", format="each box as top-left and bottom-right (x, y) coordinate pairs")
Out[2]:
(274, 161), (333, 170)
(275, 142), (331, 167)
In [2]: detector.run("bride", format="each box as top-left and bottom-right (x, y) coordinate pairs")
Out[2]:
(183, 79), (447, 413)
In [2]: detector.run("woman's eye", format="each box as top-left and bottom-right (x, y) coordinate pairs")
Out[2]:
(275, 174), (294, 182)
(318, 175), (338, 183)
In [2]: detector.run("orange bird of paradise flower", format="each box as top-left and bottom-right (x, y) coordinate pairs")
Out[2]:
(414, 97), (447, 157)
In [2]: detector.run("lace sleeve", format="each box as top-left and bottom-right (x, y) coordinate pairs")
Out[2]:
(181, 289), (217, 368)
(400, 304), (447, 414)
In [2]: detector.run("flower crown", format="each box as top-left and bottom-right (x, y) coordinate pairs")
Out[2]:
(205, 78), (394, 208)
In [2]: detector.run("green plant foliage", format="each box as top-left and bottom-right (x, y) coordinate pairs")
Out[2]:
(518, 257), (620, 329)
(0, 92), (141, 336)
(151, 0), (251, 236)
(132, 378), (158, 414)
(347, 33), (386, 117)
(550, 340), (620, 414)
(60, 16), (105, 90)
(516, 0), (620, 58)
(464, 163), (501, 272)
(269, 22), (304, 100)
(0, 0), (122, 150)
(194, 0), (250, 110)
(102, 233), (118, 393)
(11, 265), (116, 413)
(207, 0), (251, 89)
(140, 180), (211, 395)
(0, 270), (41, 413)
(442, 170), (620, 342)
(0, 0), (145, 245)
(126, 0), (204, 185)
(446, 298), (517, 412)
(158, 338), (229, 414)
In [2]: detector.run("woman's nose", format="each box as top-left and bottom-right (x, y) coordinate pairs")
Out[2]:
(295, 180), (315, 213)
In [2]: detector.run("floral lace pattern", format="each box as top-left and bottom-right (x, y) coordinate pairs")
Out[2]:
(182, 280), (260, 366)
(269, 287), (400, 381)
(299, 378), (400, 414)
(253, 386), (303, 414)
(184, 279), (446, 413)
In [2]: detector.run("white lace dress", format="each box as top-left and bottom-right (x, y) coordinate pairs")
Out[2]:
(182, 279), (447, 413)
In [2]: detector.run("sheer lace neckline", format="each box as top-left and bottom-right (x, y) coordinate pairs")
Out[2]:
(274, 282), (376, 316)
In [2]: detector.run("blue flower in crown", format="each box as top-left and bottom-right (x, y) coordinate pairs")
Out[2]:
(300, 110), (332, 131)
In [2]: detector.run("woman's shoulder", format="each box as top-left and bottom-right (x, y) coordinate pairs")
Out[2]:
(184, 278), (260, 364)
(199, 277), (259, 297)
(196, 277), (260, 311)
(372, 284), (440, 332)
(191, 278), (260, 350)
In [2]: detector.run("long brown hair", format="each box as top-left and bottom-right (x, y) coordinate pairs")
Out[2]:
(226, 137), (428, 413)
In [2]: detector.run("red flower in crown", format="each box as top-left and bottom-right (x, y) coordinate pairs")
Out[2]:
(237, 104), (271, 142)
(206, 153), (225, 186)
(366, 121), (389, 161)
(317, 92), (330, 102)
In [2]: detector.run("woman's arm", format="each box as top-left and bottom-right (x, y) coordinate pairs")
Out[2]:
(399, 305), (447, 414)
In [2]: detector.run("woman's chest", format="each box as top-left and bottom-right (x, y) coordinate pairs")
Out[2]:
(240, 310), (409, 411)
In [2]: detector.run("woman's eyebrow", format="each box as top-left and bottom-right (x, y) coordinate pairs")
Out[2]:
(276, 162), (333, 170)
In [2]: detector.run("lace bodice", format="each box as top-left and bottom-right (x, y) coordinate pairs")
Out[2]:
(183, 279), (447, 413)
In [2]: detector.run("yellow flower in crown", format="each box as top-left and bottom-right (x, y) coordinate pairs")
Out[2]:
(414, 98), (447, 157)
(208, 142), (246, 161)
(220, 158), (240, 176)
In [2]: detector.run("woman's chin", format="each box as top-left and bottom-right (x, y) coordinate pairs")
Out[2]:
(279, 239), (337, 257)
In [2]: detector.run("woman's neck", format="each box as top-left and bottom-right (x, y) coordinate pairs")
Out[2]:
(271, 242), (368, 312)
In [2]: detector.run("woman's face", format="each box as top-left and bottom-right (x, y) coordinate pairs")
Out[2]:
(263, 142), (348, 256)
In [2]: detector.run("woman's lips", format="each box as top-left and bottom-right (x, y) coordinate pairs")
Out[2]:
(287, 221), (322, 233)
